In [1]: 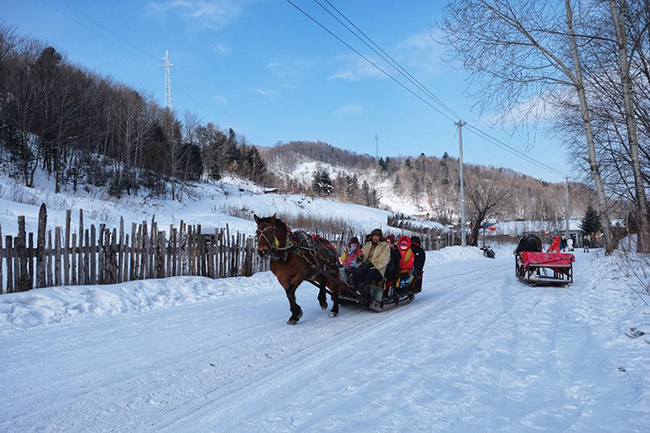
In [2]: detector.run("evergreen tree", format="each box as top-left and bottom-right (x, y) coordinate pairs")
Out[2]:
(580, 205), (602, 235)
(371, 188), (381, 208)
(378, 157), (388, 172)
(362, 180), (371, 206)
(312, 170), (333, 196)
(345, 175), (359, 201)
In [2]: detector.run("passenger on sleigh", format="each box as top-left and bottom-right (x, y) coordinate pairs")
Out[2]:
(409, 235), (426, 293)
(352, 228), (391, 295)
(383, 234), (402, 287)
(339, 236), (362, 282)
(395, 236), (415, 292)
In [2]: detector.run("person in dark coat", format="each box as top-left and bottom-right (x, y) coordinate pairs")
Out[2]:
(383, 234), (402, 283)
(410, 236), (426, 293)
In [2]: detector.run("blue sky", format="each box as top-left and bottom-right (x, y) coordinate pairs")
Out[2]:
(3, 0), (572, 183)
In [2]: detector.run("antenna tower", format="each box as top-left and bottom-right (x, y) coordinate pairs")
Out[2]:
(162, 50), (174, 111)
(375, 133), (379, 159)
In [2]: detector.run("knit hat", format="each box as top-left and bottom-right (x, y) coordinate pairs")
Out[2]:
(348, 236), (359, 246)
(385, 234), (396, 243)
(411, 236), (421, 246)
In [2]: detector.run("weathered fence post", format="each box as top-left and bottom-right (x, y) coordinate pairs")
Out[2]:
(17, 216), (29, 292)
(54, 227), (61, 287)
(71, 233), (77, 285)
(0, 225), (3, 294)
(6, 236), (13, 293)
(64, 210), (70, 285)
(78, 209), (84, 285)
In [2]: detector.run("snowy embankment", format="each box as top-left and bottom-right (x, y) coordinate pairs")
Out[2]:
(1, 245), (649, 432)
(0, 246), (494, 331)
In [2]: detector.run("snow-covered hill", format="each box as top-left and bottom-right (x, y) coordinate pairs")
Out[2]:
(0, 170), (444, 239)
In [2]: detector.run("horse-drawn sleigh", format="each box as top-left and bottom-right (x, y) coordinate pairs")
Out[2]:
(515, 234), (575, 287)
(254, 214), (420, 324)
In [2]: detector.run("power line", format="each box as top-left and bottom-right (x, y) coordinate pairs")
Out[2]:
(317, 0), (460, 121)
(285, 0), (458, 124)
(464, 124), (567, 177)
(286, 0), (569, 178)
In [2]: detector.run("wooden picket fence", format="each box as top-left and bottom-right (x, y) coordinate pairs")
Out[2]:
(0, 204), (450, 295)
(0, 204), (269, 294)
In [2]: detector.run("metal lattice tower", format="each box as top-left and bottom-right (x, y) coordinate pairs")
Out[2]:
(162, 50), (174, 111)
(375, 133), (379, 160)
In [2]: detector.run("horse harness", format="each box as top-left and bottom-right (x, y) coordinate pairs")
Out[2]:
(257, 222), (338, 281)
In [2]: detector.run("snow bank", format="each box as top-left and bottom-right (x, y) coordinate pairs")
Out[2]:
(0, 273), (280, 332)
(0, 245), (495, 331)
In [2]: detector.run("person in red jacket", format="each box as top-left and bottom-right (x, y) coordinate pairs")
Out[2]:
(548, 236), (561, 253)
(396, 236), (415, 290)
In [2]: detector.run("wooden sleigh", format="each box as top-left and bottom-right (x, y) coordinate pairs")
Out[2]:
(515, 251), (575, 287)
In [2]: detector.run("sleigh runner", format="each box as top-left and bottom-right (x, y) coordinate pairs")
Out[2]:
(336, 276), (420, 312)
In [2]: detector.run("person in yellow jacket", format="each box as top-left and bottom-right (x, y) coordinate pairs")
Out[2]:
(352, 228), (391, 292)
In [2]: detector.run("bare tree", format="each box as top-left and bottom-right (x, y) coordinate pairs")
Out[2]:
(465, 168), (513, 246)
(607, 0), (649, 252)
(440, 0), (617, 252)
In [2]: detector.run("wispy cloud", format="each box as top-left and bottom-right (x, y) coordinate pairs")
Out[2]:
(329, 55), (385, 81)
(145, 0), (243, 30)
(252, 88), (279, 98)
(334, 103), (363, 115)
(212, 43), (231, 55)
(329, 31), (445, 81)
(252, 88), (281, 107)
(395, 30), (445, 76)
(212, 94), (227, 105)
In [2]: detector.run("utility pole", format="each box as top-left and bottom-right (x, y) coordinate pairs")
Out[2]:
(565, 176), (570, 244)
(456, 120), (467, 247)
(162, 50), (174, 111)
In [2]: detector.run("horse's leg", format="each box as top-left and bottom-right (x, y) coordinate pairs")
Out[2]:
(317, 286), (328, 310)
(329, 283), (340, 318)
(284, 281), (303, 325)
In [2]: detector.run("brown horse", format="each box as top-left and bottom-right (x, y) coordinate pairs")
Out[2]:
(254, 214), (346, 325)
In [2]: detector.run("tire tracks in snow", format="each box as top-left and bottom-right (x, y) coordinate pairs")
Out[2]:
(152, 260), (515, 432)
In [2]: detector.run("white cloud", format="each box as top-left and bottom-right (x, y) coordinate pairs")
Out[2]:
(334, 103), (363, 115)
(212, 94), (228, 104)
(212, 43), (231, 55)
(329, 55), (385, 81)
(145, 0), (242, 30)
(395, 30), (445, 76)
(252, 88), (279, 98)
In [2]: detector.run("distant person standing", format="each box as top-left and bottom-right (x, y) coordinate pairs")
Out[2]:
(567, 237), (574, 252)
(583, 235), (590, 253)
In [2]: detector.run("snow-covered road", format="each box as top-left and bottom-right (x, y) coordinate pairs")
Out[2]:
(1, 248), (649, 432)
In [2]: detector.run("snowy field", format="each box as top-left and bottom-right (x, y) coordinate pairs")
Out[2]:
(1, 245), (649, 432)
(0, 172), (445, 239)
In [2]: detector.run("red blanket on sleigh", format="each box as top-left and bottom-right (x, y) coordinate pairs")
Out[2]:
(521, 252), (575, 267)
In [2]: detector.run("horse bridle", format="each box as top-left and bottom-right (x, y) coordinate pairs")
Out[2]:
(256, 222), (294, 260)
(256, 223), (278, 251)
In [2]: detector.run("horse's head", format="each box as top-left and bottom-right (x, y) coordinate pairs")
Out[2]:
(254, 214), (277, 258)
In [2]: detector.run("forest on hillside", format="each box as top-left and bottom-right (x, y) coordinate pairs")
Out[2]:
(0, 25), (269, 199)
(265, 140), (595, 240)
